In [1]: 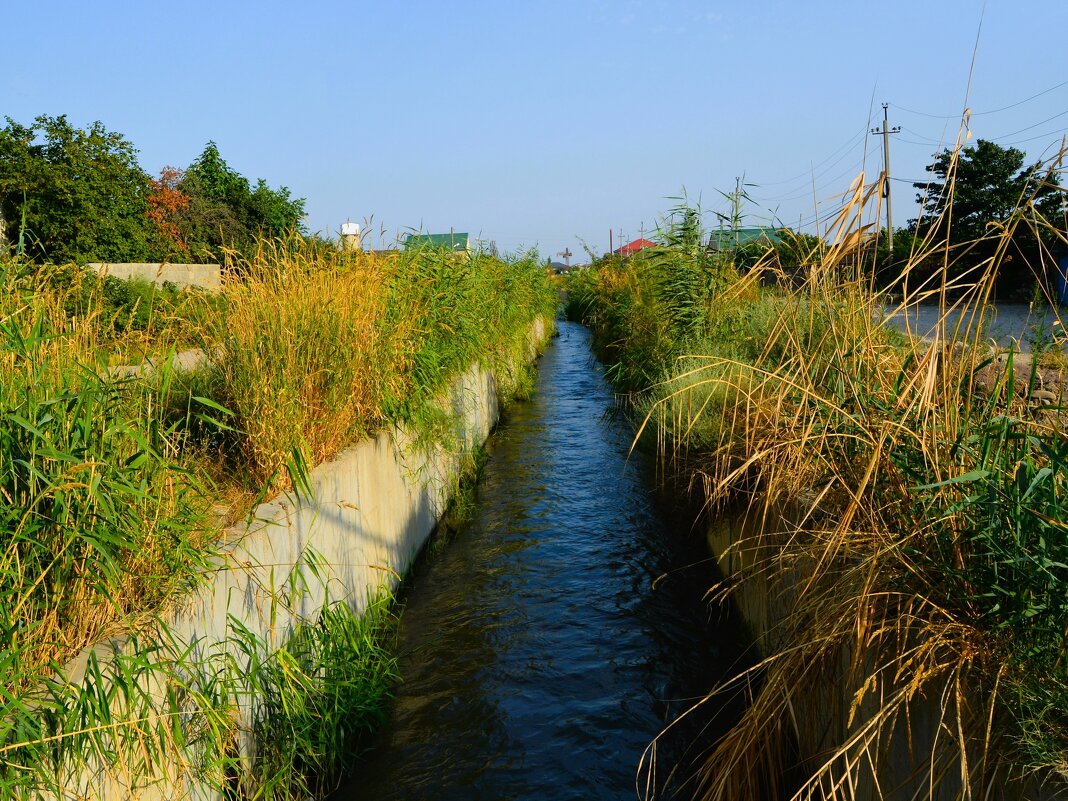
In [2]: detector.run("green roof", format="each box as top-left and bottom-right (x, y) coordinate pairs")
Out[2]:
(707, 227), (783, 250)
(403, 232), (470, 251)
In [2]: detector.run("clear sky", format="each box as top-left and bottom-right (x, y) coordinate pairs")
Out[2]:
(5, 1), (1066, 260)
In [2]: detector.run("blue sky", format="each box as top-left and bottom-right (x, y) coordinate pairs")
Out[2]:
(5, 1), (1066, 259)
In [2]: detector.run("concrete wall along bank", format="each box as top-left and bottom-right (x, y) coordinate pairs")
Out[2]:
(55, 316), (552, 800)
(87, 262), (221, 292)
(707, 501), (1062, 801)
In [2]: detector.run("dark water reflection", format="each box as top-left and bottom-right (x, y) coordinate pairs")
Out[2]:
(333, 321), (747, 801)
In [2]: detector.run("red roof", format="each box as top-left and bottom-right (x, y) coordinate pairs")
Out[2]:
(615, 238), (656, 257)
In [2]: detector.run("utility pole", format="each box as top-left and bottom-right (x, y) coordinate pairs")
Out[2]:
(871, 103), (901, 258)
(557, 247), (572, 268)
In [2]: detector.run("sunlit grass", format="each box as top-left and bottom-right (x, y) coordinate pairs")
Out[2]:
(571, 140), (1068, 798)
(0, 235), (556, 799)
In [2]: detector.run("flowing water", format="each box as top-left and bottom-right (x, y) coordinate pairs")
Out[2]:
(333, 321), (748, 801)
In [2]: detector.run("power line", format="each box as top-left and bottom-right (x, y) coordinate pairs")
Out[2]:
(974, 79), (1068, 115)
(792, 194), (873, 236)
(899, 126), (943, 144)
(990, 108), (1068, 141)
(766, 178), (883, 237)
(897, 137), (942, 147)
(746, 144), (870, 204)
(747, 126), (869, 188)
(1000, 128), (1068, 147)
(748, 153), (869, 204)
(893, 124), (1067, 152)
(891, 78), (1068, 119)
(890, 105), (962, 120)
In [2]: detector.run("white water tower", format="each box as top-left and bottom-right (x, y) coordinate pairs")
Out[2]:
(341, 221), (360, 251)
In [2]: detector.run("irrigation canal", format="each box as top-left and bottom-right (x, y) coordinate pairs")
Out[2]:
(333, 320), (749, 800)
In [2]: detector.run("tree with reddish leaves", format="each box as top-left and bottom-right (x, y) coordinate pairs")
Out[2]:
(1, 116), (306, 264)
(146, 166), (191, 251)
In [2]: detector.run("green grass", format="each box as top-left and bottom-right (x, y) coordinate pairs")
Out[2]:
(0, 236), (555, 799)
(224, 592), (400, 800)
(0, 261), (215, 681)
(197, 237), (556, 489)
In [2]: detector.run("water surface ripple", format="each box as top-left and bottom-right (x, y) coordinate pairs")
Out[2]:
(334, 321), (746, 801)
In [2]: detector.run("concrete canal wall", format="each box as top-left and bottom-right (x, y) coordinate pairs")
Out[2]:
(56, 317), (551, 800)
(706, 500), (1061, 801)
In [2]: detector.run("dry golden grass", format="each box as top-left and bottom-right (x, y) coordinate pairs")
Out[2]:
(617, 139), (1068, 799)
(208, 242), (410, 487)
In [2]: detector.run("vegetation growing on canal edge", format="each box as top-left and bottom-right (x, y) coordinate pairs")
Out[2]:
(202, 236), (556, 488)
(227, 589), (401, 800)
(0, 239), (555, 799)
(569, 142), (1068, 798)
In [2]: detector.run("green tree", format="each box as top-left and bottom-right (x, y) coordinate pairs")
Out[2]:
(177, 142), (306, 257)
(910, 139), (1061, 298)
(177, 143), (248, 256)
(0, 115), (160, 263)
(248, 178), (305, 237)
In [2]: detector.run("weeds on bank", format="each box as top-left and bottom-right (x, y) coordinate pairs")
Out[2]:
(0, 564), (400, 800)
(204, 237), (556, 488)
(0, 237), (554, 798)
(0, 259), (221, 797)
(0, 260), (215, 681)
(224, 590), (400, 800)
(571, 141), (1068, 799)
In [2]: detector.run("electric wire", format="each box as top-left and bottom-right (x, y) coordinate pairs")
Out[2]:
(899, 126), (943, 144)
(891, 78), (1068, 119)
(749, 152), (870, 204)
(746, 126), (869, 187)
(738, 84), (1067, 241)
(1000, 128), (1068, 147)
(760, 108), (1057, 236)
(897, 137), (943, 148)
(990, 108), (1068, 142)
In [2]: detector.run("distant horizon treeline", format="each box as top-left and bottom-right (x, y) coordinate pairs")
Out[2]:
(0, 114), (306, 265)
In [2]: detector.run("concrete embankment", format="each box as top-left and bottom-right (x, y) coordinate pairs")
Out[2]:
(706, 501), (1062, 801)
(56, 316), (552, 800)
(87, 262), (221, 291)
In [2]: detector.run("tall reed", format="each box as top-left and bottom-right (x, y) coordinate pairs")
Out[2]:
(572, 140), (1068, 798)
(0, 261), (214, 681)
(208, 237), (556, 487)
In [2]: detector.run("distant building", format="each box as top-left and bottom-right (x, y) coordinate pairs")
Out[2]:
(403, 232), (471, 253)
(707, 227), (783, 252)
(340, 222), (360, 251)
(614, 238), (657, 257)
